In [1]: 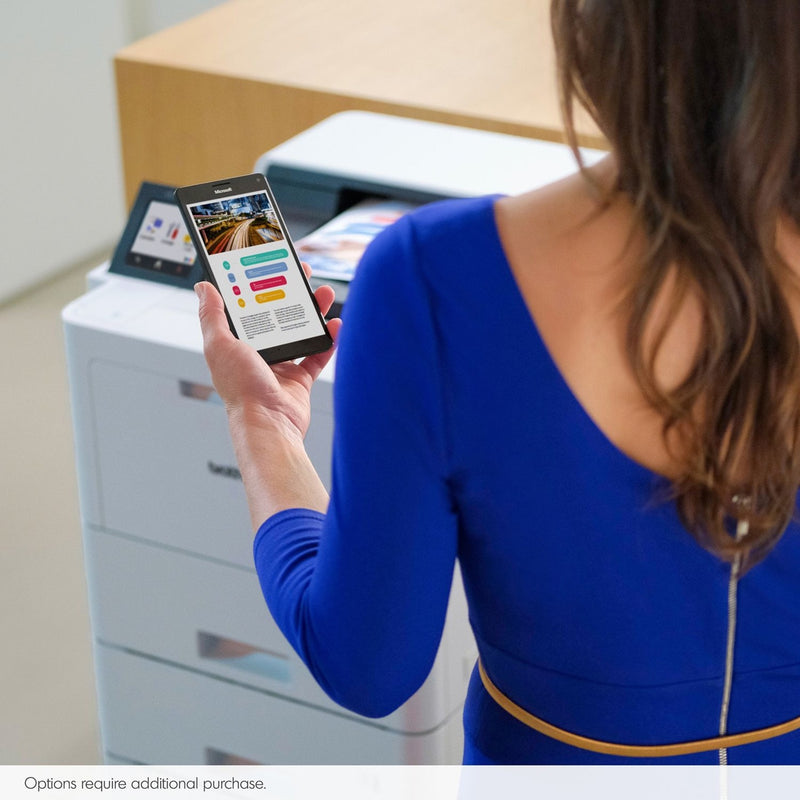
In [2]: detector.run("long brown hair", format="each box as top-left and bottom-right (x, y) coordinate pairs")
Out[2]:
(551, 0), (800, 568)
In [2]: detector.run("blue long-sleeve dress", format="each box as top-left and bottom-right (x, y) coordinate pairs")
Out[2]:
(253, 195), (800, 764)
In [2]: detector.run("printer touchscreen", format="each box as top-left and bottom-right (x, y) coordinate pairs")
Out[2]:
(180, 178), (331, 362)
(127, 200), (197, 277)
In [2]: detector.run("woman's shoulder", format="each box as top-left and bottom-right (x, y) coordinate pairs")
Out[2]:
(494, 158), (626, 262)
(355, 194), (506, 290)
(406, 193), (501, 229)
(383, 194), (503, 256)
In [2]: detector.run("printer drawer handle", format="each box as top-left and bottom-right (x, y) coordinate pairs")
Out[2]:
(205, 747), (262, 766)
(179, 380), (224, 406)
(197, 631), (291, 683)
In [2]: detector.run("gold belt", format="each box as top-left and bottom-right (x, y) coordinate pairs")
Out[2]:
(478, 659), (800, 758)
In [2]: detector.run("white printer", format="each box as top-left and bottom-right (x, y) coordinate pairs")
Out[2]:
(63, 112), (603, 765)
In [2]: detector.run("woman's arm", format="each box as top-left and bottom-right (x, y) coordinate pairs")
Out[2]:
(198, 215), (459, 716)
(253, 216), (460, 715)
(194, 278), (341, 528)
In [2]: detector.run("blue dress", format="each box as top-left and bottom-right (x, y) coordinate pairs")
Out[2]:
(254, 195), (800, 764)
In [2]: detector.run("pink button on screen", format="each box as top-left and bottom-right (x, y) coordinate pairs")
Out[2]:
(249, 276), (288, 292)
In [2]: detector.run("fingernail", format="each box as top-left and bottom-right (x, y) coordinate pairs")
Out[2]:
(194, 283), (205, 302)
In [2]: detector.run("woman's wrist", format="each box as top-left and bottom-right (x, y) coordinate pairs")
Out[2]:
(226, 404), (329, 528)
(226, 401), (307, 448)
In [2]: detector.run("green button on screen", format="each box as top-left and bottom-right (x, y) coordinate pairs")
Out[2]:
(240, 249), (289, 267)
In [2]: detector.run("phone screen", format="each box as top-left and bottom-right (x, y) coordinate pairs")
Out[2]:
(185, 188), (328, 355)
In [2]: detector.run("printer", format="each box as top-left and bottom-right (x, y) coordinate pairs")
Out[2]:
(63, 111), (603, 765)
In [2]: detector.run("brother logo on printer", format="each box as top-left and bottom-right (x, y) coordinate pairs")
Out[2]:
(207, 460), (242, 481)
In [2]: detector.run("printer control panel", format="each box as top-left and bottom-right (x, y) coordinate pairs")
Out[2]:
(109, 182), (203, 289)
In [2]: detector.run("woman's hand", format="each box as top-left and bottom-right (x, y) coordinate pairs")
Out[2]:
(195, 270), (342, 445)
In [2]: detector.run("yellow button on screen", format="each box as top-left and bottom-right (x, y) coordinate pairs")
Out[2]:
(237, 298), (246, 308)
(255, 290), (286, 303)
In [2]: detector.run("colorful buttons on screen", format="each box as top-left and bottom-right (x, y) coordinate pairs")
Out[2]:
(238, 298), (246, 308)
(240, 249), (289, 267)
(244, 262), (288, 280)
(227, 273), (237, 283)
(250, 275), (287, 292)
(223, 260), (231, 270)
(232, 285), (241, 296)
(255, 289), (286, 303)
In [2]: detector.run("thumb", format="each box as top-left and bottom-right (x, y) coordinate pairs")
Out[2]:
(196, 280), (221, 323)
(195, 281), (231, 352)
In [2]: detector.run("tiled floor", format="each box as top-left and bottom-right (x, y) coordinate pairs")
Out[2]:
(0, 260), (105, 764)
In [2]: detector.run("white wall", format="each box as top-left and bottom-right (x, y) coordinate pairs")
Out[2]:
(0, 0), (224, 305)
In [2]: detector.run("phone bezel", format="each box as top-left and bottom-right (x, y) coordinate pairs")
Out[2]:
(175, 173), (333, 364)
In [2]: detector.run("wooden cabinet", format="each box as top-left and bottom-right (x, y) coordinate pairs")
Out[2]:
(114, 0), (602, 206)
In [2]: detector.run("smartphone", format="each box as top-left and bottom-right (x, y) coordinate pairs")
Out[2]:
(176, 173), (333, 364)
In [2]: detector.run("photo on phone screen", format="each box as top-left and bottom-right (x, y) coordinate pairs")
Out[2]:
(176, 174), (332, 363)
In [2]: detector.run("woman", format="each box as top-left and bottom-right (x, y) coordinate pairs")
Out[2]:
(195, 0), (800, 764)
